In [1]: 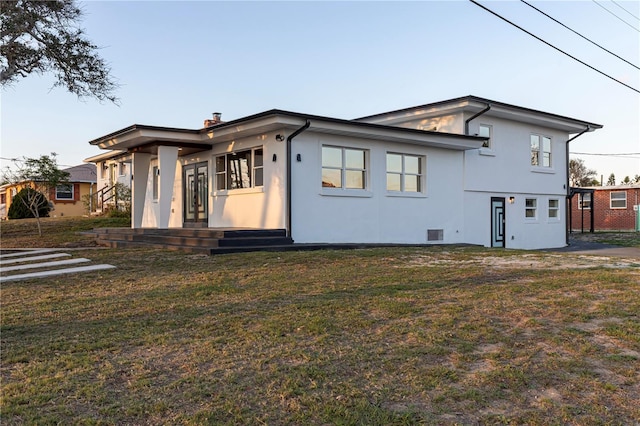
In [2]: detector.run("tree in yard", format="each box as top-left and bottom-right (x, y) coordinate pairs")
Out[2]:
(1, 0), (118, 103)
(569, 159), (597, 187)
(2, 154), (70, 236)
(606, 173), (616, 186)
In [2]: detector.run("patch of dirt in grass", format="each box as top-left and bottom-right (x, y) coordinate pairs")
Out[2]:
(402, 253), (639, 270)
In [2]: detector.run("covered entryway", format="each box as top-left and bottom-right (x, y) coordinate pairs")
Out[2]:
(183, 161), (208, 226)
(491, 197), (506, 248)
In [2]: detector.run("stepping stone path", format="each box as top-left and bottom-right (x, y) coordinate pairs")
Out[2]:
(0, 249), (115, 283)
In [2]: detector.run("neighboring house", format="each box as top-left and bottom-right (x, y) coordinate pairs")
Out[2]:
(1, 164), (97, 219)
(570, 184), (640, 232)
(84, 95), (602, 249)
(83, 150), (132, 213)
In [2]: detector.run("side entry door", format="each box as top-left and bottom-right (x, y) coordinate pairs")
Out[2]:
(183, 161), (208, 225)
(491, 197), (506, 248)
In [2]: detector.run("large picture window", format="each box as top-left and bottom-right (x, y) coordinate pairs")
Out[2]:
(531, 134), (551, 167)
(322, 146), (367, 190)
(215, 147), (263, 191)
(386, 153), (424, 193)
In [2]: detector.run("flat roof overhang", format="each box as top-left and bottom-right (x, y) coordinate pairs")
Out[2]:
(357, 96), (603, 134)
(89, 111), (487, 154)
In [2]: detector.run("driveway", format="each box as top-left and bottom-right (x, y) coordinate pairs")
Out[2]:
(549, 236), (640, 259)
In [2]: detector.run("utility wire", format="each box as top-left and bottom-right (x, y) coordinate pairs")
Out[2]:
(611, 0), (640, 21)
(591, 0), (640, 32)
(469, 0), (640, 94)
(521, 0), (639, 70)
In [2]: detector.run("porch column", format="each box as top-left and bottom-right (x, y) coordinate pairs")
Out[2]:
(131, 152), (151, 229)
(158, 146), (179, 229)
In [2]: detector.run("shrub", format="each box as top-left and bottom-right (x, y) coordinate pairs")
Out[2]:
(8, 188), (50, 219)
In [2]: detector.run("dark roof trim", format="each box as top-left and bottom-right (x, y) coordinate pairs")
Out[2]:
(356, 95), (603, 129)
(89, 124), (201, 145)
(90, 108), (487, 147)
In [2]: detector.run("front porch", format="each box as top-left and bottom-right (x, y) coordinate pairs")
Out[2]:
(91, 228), (293, 255)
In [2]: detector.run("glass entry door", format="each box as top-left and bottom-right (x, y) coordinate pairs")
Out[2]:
(183, 161), (208, 224)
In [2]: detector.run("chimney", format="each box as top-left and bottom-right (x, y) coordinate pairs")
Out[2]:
(204, 112), (223, 128)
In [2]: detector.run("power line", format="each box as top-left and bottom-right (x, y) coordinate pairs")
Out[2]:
(521, 0), (639, 70)
(611, 0), (640, 21)
(591, 0), (640, 32)
(469, 0), (640, 94)
(571, 152), (640, 159)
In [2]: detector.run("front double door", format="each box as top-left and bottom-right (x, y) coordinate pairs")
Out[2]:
(183, 162), (208, 225)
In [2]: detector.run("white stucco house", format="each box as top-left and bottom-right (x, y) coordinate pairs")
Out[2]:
(85, 96), (602, 249)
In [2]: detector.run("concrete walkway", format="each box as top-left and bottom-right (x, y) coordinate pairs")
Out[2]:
(0, 249), (115, 283)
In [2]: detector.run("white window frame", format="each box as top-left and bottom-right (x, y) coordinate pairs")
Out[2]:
(578, 193), (591, 210)
(525, 198), (537, 220)
(478, 124), (492, 149)
(530, 134), (552, 168)
(55, 184), (74, 200)
(118, 161), (126, 177)
(610, 191), (627, 209)
(214, 147), (264, 193)
(385, 152), (426, 195)
(548, 198), (560, 220)
(321, 145), (369, 194)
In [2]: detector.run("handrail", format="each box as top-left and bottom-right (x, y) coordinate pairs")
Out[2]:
(90, 185), (119, 212)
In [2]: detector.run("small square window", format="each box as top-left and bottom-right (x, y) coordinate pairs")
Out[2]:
(578, 193), (591, 210)
(548, 199), (559, 219)
(525, 198), (537, 219)
(478, 125), (491, 148)
(610, 191), (627, 209)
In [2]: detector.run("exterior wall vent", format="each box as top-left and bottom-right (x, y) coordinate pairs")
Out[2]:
(427, 229), (444, 242)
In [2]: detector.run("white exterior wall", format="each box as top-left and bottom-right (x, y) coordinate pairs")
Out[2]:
(208, 132), (287, 229)
(376, 113), (570, 249)
(462, 117), (568, 249)
(290, 132), (466, 244)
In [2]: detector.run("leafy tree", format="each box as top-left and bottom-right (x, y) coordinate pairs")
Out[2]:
(622, 176), (631, 185)
(2, 153), (69, 236)
(569, 159), (597, 187)
(0, 0), (118, 102)
(7, 187), (49, 219)
(634, 175), (640, 184)
(606, 173), (616, 186)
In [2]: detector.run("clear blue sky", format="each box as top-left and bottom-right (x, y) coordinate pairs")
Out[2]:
(2, 0), (639, 182)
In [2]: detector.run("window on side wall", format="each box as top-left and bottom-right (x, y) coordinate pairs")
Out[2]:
(478, 124), (492, 149)
(386, 153), (424, 193)
(578, 193), (591, 210)
(322, 146), (367, 190)
(118, 162), (126, 176)
(525, 198), (537, 219)
(610, 191), (627, 209)
(152, 166), (159, 200)
(215, 147), (264, 191)
(548, 199), (559, 219)
(530, 134), (551, 167)
(56, 184), (73, 200)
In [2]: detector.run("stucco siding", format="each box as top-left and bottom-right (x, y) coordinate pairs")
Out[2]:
(290, 133), (466, 244)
